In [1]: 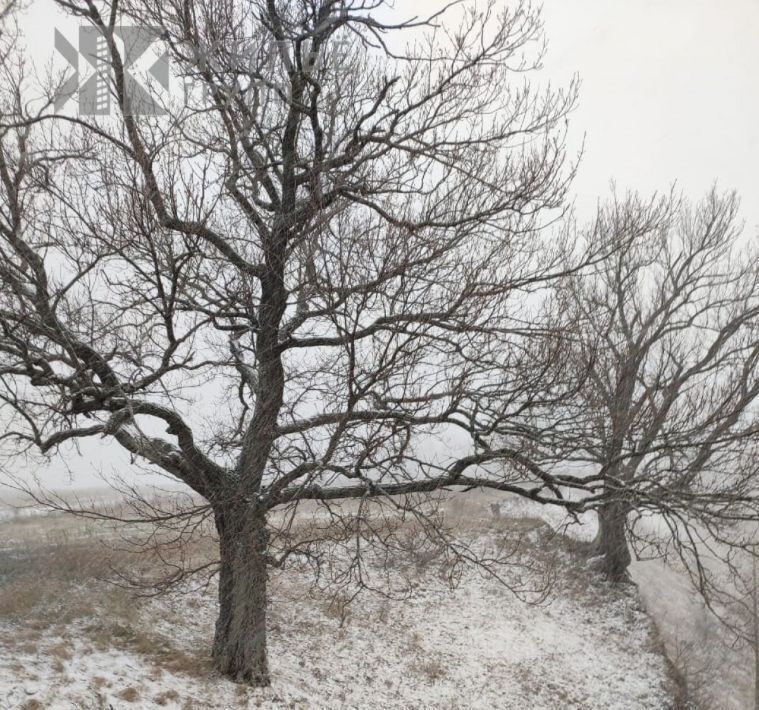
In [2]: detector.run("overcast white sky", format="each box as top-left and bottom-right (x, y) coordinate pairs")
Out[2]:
(541, 0), (759, 228)
(3, 0), (759, 490)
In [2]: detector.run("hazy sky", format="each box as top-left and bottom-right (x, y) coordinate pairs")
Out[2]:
(541, 0), (759, 228)
(3, 0), (758, 490)
(14, 0), (759, 224)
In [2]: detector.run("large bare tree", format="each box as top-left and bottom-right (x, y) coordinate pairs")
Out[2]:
(554, 190), (759, 582)
(0, 0), (599, 685)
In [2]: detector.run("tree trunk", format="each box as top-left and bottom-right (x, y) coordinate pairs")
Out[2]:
(212, 506), (271, 687)
(593, 500), (631, 583)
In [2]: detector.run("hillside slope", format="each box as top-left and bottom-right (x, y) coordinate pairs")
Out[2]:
(0, 500), (673, 709)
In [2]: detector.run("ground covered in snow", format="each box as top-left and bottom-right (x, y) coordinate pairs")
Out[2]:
(0, 497), (674, 709)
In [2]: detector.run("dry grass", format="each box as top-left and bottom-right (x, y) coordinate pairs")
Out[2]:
(47, 642), (74, 662)
(14, 640), (39, 655)
(154, 689), (181, 706)
(411, 655), (448, 683)
(0, 534), (129, 622)
(81, 611), (211, 679)
(0, 511), (214, 685)
(0, 577), (47, 620)
(116, 686), (141, 702)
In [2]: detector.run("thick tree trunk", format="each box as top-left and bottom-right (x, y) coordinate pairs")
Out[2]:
(212, 507), (271, 686)
(593, 500), (631, 583)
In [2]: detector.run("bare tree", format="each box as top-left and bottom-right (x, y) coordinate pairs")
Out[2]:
(0, 0), (599, 685)
(553, 189), (759, 583)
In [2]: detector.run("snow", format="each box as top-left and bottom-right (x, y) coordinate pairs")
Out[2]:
(0, 512), (672, 709)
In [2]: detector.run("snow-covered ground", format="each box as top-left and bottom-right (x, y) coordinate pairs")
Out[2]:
(0, 497), (673, 709)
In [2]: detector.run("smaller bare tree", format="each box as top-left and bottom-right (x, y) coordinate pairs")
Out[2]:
(553, 189), (759, 583)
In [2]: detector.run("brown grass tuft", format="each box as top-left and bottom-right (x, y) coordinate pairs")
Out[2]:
(154, 689), (181, 706)
(48, 642), (74, 661)
(117, 686), (141, 702)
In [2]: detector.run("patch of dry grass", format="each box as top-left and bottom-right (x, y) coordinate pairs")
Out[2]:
(81, 610), (212, 679)
(47, 642), (74, 662)
(1, 514), (214, 684)
(116, 686), (141, 702)
(154, 688), (181, 706)
(0, 535), (126, 621)
(411, 655), (448, 683)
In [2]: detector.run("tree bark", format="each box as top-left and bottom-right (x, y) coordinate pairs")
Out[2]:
(212, 506), (271, 687)
(593, 500), (631, 583)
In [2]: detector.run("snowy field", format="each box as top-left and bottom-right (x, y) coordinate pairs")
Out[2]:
(0, 495), (674, 709)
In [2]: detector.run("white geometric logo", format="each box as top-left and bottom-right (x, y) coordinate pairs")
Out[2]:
(54, 26), (169, 116)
